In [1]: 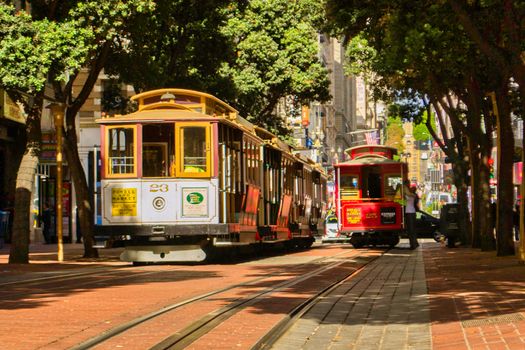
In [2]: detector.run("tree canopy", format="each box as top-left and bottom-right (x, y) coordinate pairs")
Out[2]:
(325, 0), (519, 255)
(105, 0), (235, 96)
(219, 0), (330, 135)
(384, 116), (404, 154)
(0, 4), (91, 95)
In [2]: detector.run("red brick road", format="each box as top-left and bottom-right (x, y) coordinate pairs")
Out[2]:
(1, 242), (525, 349)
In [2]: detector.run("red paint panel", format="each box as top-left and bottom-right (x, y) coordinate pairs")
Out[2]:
(340, 201), (402, 232)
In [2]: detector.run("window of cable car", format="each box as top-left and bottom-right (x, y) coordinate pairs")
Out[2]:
(340, 174), (360, 200)
(384, 174), (402, 199)
(176, 123), (211, 177)
(107, 126), (136, 177)
(142, 123), (174, 177)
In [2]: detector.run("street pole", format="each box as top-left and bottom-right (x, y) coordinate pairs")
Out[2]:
(48, 103), (65, 262)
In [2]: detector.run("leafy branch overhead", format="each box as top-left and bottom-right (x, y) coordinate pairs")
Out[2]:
(0, 5), (91, 94)
(220, 0), (330, 136)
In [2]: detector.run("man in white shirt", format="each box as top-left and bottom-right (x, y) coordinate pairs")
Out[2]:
(403, 180), (419, 249)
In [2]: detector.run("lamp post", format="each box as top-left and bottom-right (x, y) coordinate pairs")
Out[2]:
(47, 103), (65, 262)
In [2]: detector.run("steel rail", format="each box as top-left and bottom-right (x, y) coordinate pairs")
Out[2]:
(252, 253), (382, 349)
(150, 251), (383, 350)
(70, 248), (361, 350)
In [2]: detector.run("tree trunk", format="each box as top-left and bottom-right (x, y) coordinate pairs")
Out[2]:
(8, 96), (43, 264)
(514, 54), (525, 261)
(452, 159), (470, 245)
(468, 140), (481, 247)
(479, 159), (495, 251)
(63, 111), (98, 258)
(495, 91), (515, 256)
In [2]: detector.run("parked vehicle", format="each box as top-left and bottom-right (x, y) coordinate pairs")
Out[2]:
(425, 191), (455, 216)
(415, 210), (441, 242)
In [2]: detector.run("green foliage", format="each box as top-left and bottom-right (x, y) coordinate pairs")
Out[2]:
(326, 0), (483, 101)
(387, 94), (426, 123)
(105, 0), (234, 96)
(0, 5), (91, 93)
(385, 116), (404, 153)
(412, 111), (435, 142)
(0, 0), (156, 95)
(220, 0), (330, 136)
(344, 35), (376, 78)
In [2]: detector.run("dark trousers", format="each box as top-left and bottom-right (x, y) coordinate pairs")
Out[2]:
(43, 226), (51, 244)
(405, 212), (418, 248)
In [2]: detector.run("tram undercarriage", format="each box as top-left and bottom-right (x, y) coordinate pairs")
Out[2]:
(345, 231), (401, 249)
(96, 225), (316, 263)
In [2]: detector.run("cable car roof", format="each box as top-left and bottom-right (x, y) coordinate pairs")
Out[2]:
(336, 155), (403, 167)
(344, 145), (398, 160)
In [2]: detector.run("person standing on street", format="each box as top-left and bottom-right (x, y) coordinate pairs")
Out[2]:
(42, 202), (53, 244)
(513, 203), (520, 241)
(404, 180), (419, 249)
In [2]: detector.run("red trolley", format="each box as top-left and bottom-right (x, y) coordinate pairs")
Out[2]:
(333, 145), (408, 248)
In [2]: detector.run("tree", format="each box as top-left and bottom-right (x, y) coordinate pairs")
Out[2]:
(325, 0), (516, 255)
(2, 1), (156, 263)
(105, 0), (238, 98)
(412, 112), (435, 144)
(38, 0), (155, 259)
(447, 0), (523, 256)
(384, 116), (404, 155)
(219, 0), (330, 136)
(0, 4), (92, 263)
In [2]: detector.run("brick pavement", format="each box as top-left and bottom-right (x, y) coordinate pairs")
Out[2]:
(270, 243), (431, 350)
(424, 243), (525, 350)
(271, 241), (525, 350)
(2, 240), (525, 349)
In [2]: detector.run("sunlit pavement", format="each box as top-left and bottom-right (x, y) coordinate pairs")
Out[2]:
(1, 239), (525, 349)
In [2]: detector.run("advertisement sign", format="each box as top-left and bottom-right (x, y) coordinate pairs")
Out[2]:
(346, 207), (362, 225)
(0, 90), (25, 124)
(380, 207), (397, 225)
(40, 132), (57, 162)
(182, 188), (208, 217)
(111, 188), (137, 216)
(62, 181), (71, 216)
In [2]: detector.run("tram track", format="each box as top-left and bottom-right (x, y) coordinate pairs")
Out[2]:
(151, 254), (373, 350)
(68, 247), (380, 350)
(252, 253), (379, 350)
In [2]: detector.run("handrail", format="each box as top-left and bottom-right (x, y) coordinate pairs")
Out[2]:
(138, 101), (193, 112)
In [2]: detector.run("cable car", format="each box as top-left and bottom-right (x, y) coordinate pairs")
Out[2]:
(333, 145), (407, 248)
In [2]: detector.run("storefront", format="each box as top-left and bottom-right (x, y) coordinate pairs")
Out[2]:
(0, 91), (26, 241)
(38, 131), (73, 243)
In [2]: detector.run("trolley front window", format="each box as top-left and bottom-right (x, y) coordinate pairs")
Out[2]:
(142, 123), (174, 178)
(175, 122), (211, 177)
(384, 174), (402, 199)
(340, 174), (360, 200)
(106, 126), (136, 177)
